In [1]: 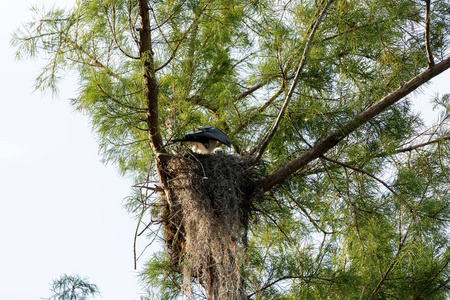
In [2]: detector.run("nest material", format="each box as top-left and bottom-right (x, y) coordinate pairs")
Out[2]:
(160, 153), (261, 299)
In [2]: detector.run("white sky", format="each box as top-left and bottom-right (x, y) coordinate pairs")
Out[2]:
(0, 1), (153, 299)
(0, 1), (449, 300)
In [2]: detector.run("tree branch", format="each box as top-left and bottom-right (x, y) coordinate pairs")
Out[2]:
(299, 135), (450, 178)
(321, 155), (395, 193)
(424, 277), (450, 299)
(62, 37), (124, 82)
(104, 5), (140, 60)
(262, 56), (450, 192)
(94, 81), (146, 112)
(137, 0), (165, 154)
(247, 275), (307, 298)
(252, 0), (336, 160)
(153, 0), (212, 72)
(232, 87), (284, 137)
(367, 224), (412, 300)
(285, 192), (336, 234)
(417, 258), (450, 298)
(236, 82), (264, 101)
(425, 0), (435, 67)
(396, 135), (450, 153)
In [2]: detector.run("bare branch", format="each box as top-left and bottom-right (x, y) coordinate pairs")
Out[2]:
(299, 134), (450, 178)
(236, 82), (264, 101)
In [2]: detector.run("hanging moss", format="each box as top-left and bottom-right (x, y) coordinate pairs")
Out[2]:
(158, 153), (263, 299)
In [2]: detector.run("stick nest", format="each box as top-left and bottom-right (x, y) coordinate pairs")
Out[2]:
(159, 153), (262, 298)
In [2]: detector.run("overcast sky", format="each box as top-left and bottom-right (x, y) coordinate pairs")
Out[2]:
(0, 1), (152, 299)
(1, 1), (449, 300)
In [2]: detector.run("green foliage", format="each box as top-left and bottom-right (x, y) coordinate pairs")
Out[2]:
(45, 274), (99, 300)
(140, 252), (183, 300)
(12, 0), (450, 299)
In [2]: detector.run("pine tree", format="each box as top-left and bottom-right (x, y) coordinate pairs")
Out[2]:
(46, 274), (99, 300)
(13, 0), (450, 299)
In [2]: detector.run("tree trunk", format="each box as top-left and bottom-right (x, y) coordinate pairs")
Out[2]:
(137, 0), (164, 154)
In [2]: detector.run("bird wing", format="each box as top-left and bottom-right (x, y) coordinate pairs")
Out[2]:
(195, 127), (231, 147)
(171, 126), (232, 148)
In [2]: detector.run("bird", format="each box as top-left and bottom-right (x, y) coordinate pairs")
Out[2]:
(171, 126), (231, 154)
